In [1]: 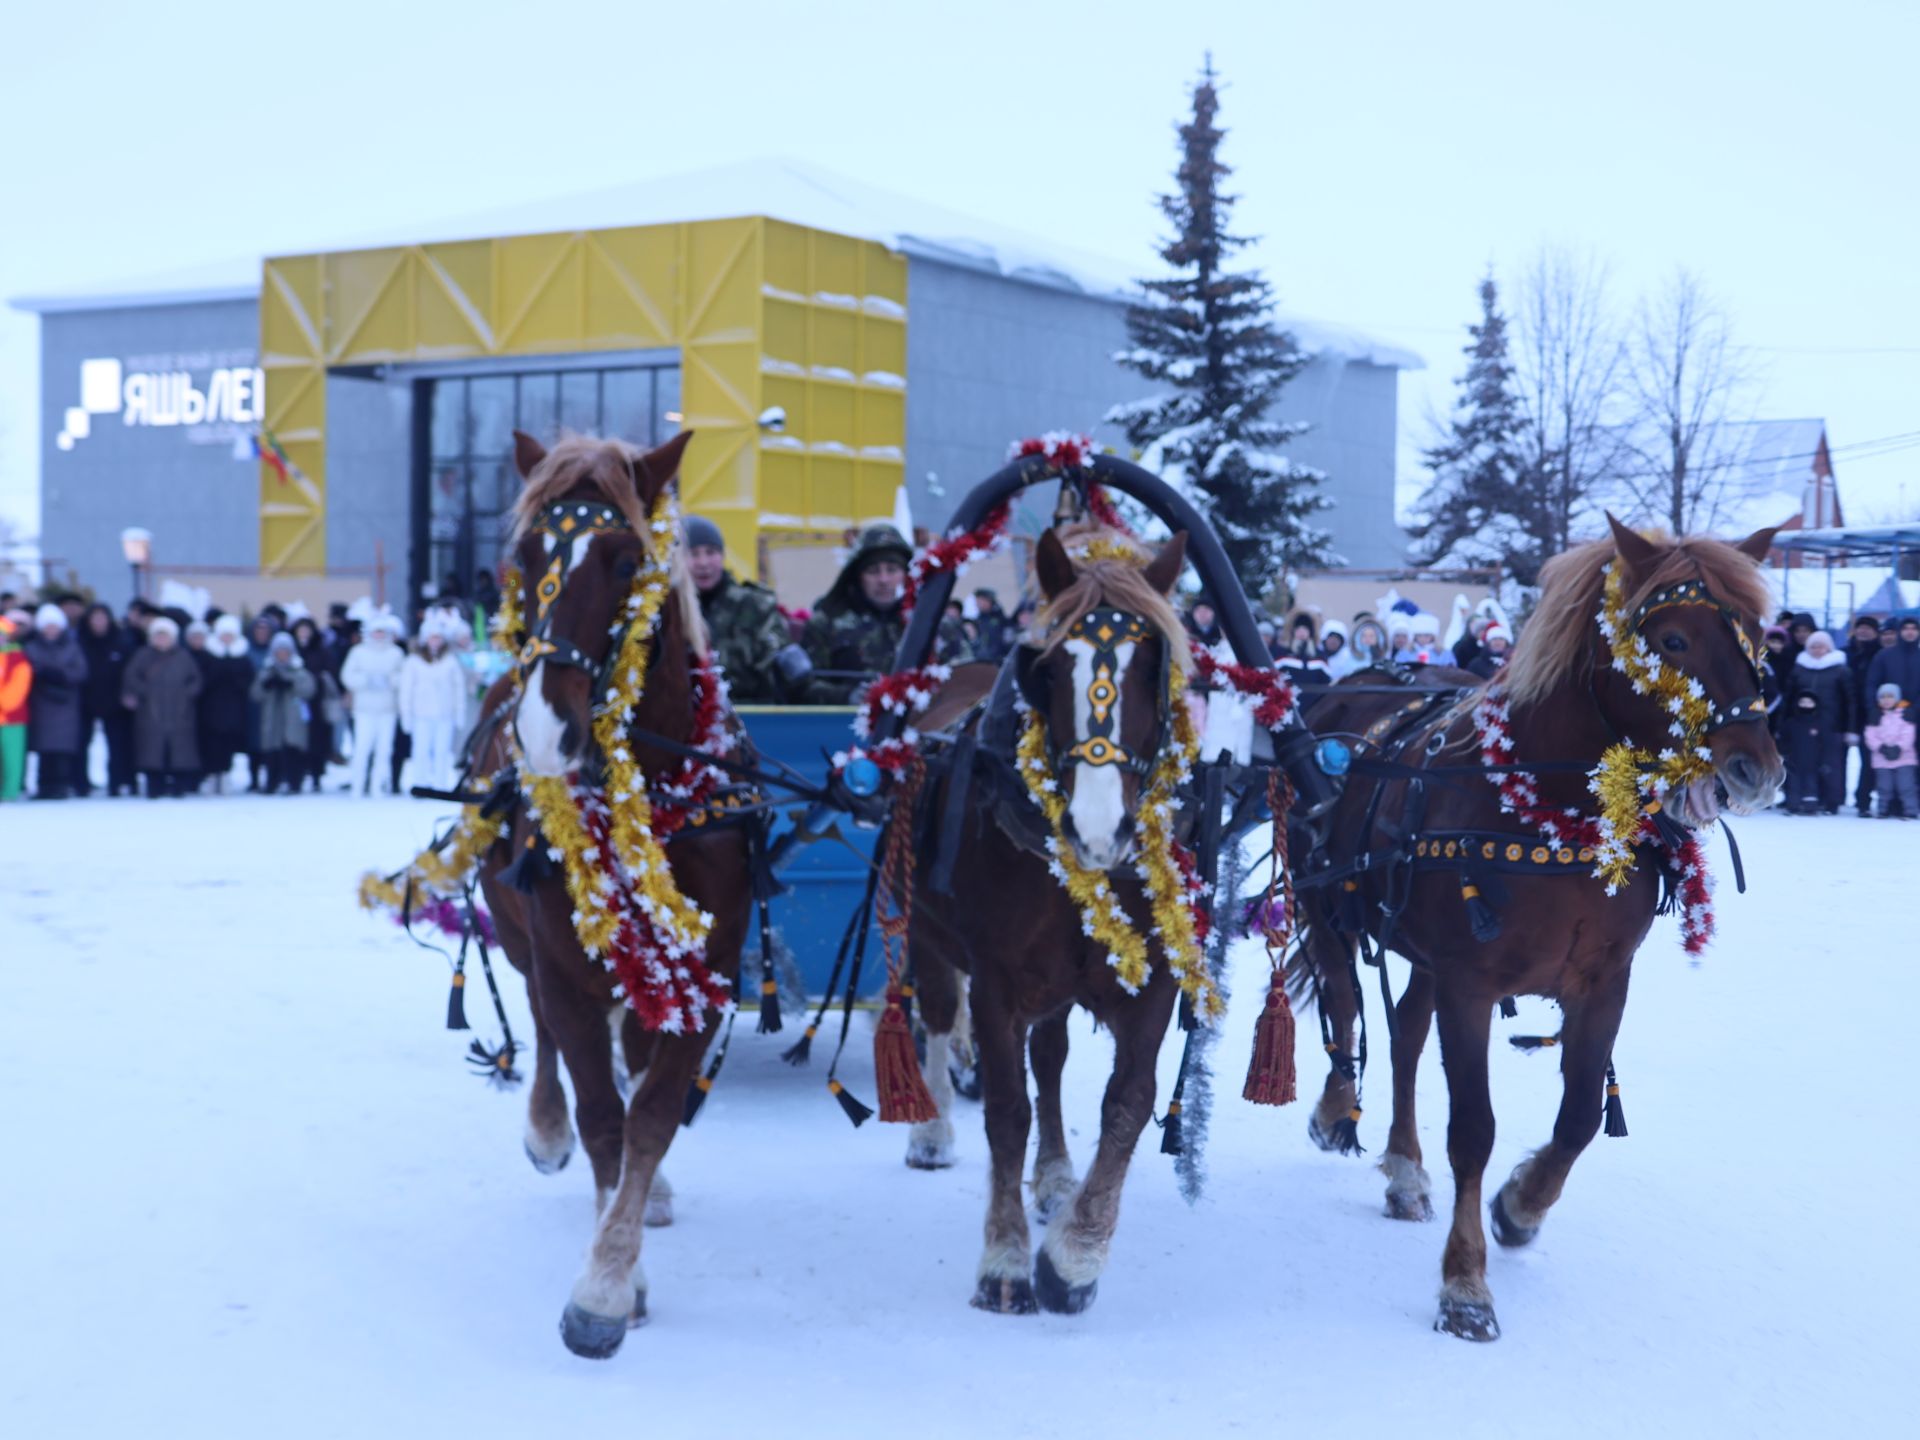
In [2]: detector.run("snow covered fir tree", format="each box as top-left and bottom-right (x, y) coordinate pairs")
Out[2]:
(1407, 274), (1544, 588)
(1108, 62), (1331, 594)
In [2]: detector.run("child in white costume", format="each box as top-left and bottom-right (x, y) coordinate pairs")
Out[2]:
(340, 613), (405, 795)
(399, 615), (469, 792)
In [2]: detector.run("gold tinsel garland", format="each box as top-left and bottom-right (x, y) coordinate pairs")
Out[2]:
(358, 806), (507, 915)
(1014, 661), (1220, 1020)
(1587, 561), (1716, 892)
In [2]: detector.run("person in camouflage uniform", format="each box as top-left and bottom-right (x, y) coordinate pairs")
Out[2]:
(683, 516), (812, 704)
(797, 522), (967, 703)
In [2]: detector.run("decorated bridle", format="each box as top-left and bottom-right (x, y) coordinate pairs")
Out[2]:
(1017, 605), (1172, 779)
(518, 499), (640, 702)
(1629, 577), (1769, 734)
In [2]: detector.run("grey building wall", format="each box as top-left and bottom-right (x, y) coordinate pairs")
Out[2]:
(37, 298), (260, 606)
(903, 258), (1407, 570)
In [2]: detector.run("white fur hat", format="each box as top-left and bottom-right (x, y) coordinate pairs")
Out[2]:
(213, 614), (243, 638)
(148, 616), (180, 640)
(1410, 612), (1441, 637)
(34, 603), (67, 631)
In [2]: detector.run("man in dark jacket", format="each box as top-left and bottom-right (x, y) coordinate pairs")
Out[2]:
(1866, 617), (1920, 733)
(1845, 615), (1883, 815)
(971, 588), (1016, 664)
(797, 524), (918, 704)
(22, 604), (88, 799)
(78, 602), (137, 795)
(683, 515), (811, 703)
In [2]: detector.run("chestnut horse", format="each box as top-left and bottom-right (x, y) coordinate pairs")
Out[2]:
(473, 430), (753, 1359)
(909, 526), (1193, 1315)
(1297, 518), (1781, 1340)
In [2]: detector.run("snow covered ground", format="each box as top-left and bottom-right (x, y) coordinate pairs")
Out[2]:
(1, 795), (1908, 1436)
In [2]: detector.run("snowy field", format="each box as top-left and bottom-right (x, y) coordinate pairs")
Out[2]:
(1, 795), (1908, 1437)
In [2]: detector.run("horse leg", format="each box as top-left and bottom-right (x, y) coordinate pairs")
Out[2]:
(1491, 966), (1630, 1249)
(1033, 983), (1175, 1314)
(968, 986), (1036, 1315)
(1028, 1010), (1076, 1224)
(559, 1031), (706, 1359)
(489, 894), (575, 1174)
(607, 1011), (672, 1224)
(537, 973), (625, 1214)
(1382, 967), (1437, 1221)
(1306, 923), (1362, 1154)
(906, 952), (961, 1171)
(1433, 986), (1499, 1341)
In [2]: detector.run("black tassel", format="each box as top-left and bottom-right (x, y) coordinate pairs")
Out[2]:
(1499, 994), (1518, 1019)
(683, 1075), (713, 1127)
(1324, 1043), (1358, 1081)
(1158, 1100), (1184, 1156)
(782, 1024), (818, 1066)
(466, 1037), (522, 1088)
(1462, 880), (1503, 942)
(828, 1078), (874, 1128)
(1604, 1062), (1628, 1138)
(446, 968), (470, 1030)
(756, 977), (783, 1035)
(499, 834), (554, 893)
(1328, 1108), (1365, 1156)
(1509, 1034), (1560, 1052)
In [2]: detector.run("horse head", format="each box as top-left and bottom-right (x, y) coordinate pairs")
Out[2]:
(508, 428), (695, 778)
(1604, 514), (1786, 822)
(1019, 527), (1189, 869)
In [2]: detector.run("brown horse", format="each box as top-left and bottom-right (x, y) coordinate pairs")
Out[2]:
(909, 525), (1193, 1315)
(1297, 518), (1781, 1340)
(473, 430), (754, 1359)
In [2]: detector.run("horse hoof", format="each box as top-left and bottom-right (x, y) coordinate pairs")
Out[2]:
(1385, 1190), (1434, 1222)
(559, 1302), (630, 1359)
(905, 1143), (955, 1171)
(970, 1275), (1037, 1315)
(1435, 1295), (1501, 1342)
(524, 1140), (572, 1175)
(1032, 1250), (1097, 1315)
(1489, 1188), (1538, 1248)
(643, 1192), (673, 1228)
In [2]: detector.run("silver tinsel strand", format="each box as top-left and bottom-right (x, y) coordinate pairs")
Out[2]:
(1174, 828), (1251, 1204)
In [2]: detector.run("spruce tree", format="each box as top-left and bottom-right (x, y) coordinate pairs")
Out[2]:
(1108, 63), (1331, 593)
(1409, 274), (1545, 586)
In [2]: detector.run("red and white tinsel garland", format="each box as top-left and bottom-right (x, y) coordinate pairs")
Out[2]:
(901, 502), (1011, 618)
(1473, 686), (1714, 955)
(1191, 646), (1299, 729)
(643, 656), (737, 836)
(836, 662), (954, 776)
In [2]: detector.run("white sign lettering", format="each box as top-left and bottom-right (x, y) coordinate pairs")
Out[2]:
(57, 354), (264, 451)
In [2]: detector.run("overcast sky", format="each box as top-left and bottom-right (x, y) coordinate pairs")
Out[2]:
(3, 0), (1914, 541)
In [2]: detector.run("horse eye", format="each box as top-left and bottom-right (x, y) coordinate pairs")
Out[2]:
(614, 556), (639, 580)
(1662, 633), (1688, 654)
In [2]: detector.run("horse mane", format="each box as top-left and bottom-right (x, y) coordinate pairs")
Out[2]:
(1503, 529), (1773, 712)
(1032, 523), (1193, 673)
(506, 432), (707, 656)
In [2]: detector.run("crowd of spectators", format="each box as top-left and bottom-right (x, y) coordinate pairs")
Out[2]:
(0, 588), (499, 802)
(1761, 610), (1919, 818)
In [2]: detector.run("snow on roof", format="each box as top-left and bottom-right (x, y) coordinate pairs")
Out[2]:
(9, 159), (1422, 367)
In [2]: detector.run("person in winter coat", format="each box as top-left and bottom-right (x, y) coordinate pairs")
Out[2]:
(1782, 630), (1853, 814)
(22, 604), (88, 799)
(1761, 626), (1791, 738)
(250, 631), (316, 794)
(244, 613), (279, 792)
(1843, 615), (1883, 816)
(340, 615), (406, 795)
(1469, 623), (1513, 680)
(0, 613), (30, 801)
(1341, 617), (1388, 677)
(398, 626), (469, 791)
(78, 602), (137, 796)
(1863, 683), (1917, 819)
(1865, 616), (1920, 736)
(1321, 619), (1354, 678)
(197, 615), (255, 791)
(289, 616), (340, 791)
(122, 616), (203, 798)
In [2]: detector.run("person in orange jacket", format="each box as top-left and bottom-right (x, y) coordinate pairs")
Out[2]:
(0, 610), (32, 801)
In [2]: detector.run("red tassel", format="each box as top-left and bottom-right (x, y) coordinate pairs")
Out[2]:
(1242, 971), (1298, 1106)
(873, 989), (939, 1124)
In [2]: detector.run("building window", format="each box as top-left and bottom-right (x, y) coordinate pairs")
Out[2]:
(419, 362), (680, 606)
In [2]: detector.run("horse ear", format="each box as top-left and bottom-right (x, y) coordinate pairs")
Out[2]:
(634, 431), (695, 509)
(1732, 523), (1782, 563)
(1606, 513), (1661, 584)
(1035, 528), (1077, 600)
(1143, 531), (1188, 595)
(512, 430), (547, 480)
